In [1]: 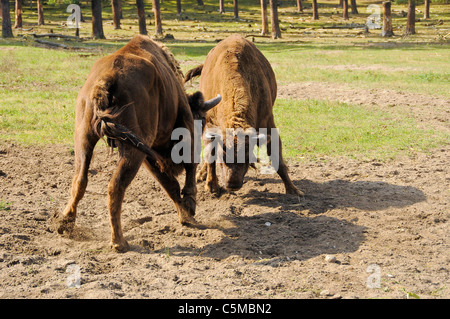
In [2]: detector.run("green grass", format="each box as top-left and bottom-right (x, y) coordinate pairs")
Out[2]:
(1, 43), (448, 159)
(0, 46), (97, 144)
(0, 0), (449, 159)
(274, 98), (449, 160)
(0, 89), (76, 144)
(0, 200), (12, 211)
(260, 43), (450, 97)
(172, 41), (450, 97)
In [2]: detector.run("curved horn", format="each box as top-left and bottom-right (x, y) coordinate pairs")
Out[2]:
(204, 131), (222, 140)
(251, 133), (267, 140)
(203, 94), (222, 111)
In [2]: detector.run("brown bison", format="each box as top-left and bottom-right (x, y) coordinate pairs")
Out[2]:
(185, 34), (303, 196)
(56, 35), (221, 252)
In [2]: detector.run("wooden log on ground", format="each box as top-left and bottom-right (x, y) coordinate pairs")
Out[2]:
(34, 39), (68, 48)
(32, 33), (79, 39)
(33, 39), (88, 50)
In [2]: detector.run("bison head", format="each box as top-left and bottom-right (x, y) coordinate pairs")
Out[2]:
(204, 128), (270, 191)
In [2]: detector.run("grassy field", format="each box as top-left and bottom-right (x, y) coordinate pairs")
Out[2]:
(274, 98), (448, 159)
(0, 0), (449, 160)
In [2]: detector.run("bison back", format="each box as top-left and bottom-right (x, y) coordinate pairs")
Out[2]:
(199, 34), (277, 130)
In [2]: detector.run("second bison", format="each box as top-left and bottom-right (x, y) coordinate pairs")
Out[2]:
(185, 34), (303, 196)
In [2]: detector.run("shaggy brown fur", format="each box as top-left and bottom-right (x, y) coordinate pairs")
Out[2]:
(185, 34), (303, 196)
(57, 35), (220, 252)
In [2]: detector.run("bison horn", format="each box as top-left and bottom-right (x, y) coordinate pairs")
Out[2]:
(203, 94), (222, 111)
(204, 131), (222, 140)
(251, 133), (271, 145)
(251, 133), (266, 140)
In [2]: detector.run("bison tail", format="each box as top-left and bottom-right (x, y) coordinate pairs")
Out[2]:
(97, 119), (165, 172)
(184, 64), (203, 83)
(91, 73), (165, 172)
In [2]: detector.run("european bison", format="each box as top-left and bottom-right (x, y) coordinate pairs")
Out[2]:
(185, 34), (303, 196)
(56, 35), (221, 252)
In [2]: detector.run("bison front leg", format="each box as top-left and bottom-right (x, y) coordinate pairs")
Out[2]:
(143, 159), (196, 225)
(195, 162), (207, 182)
(57, 132), (97, 234)
(181, 162), (198, 218)
(108, 151), (144, 252)
(205, 161), (221, 193)
(267, 129), (304, 197)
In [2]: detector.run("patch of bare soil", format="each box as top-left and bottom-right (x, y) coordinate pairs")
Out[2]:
(0, 139), (448, 299)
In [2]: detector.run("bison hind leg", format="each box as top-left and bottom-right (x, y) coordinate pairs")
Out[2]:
(58, 131), (98, 235)
(108, 150), (145, 252)
(143, 159), (197, 226)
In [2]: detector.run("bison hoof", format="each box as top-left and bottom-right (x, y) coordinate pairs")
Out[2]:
(205, 181), (221, 194)
(196, 170), (207, 182)
(57, 222), (74, 235)
(180, 214), (197, 226)
(110, 240), (130, 253)
(50, 211), (75, 234)
(178, 196), (197, 225)
(183, 196), (196, 214)
(286, 186), (305, 197)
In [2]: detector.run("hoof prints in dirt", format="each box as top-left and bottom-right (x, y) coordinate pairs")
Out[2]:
(0, 144), (448, 298)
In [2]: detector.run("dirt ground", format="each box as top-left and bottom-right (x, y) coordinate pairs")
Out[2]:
(0, 84), (448, 299)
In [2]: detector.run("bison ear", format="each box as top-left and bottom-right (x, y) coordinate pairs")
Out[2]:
(187, 91), (204, 112)
(203, 94), (222, 111)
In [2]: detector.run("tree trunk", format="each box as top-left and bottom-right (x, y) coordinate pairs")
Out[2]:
(269, 0), (281, 39)
(15, 0), (23, 29)
(197, 0), (204, 5)
(219, 0), (225, 14)
(382, 1), (394, 37)
(312, 0), (319, 20)
(152, 0), (162, 35)
(1, 0), (13, 38)
(136, 0), (147, 35)
(405, 0), (415, 35)
(343, 0), (349, 20)
(37, 0), (44, 25)
(350, 0), (358, 14)
(424, 0), (430, 19)
(112, 0), (121, 29)
(338, 0), (343, 8)
(260, 0), (269, 35)
(91, 0), (105, 39)
(296, 0), (303, 12)
(176, 0), (181, 16)
(233, 0), (239, 19)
